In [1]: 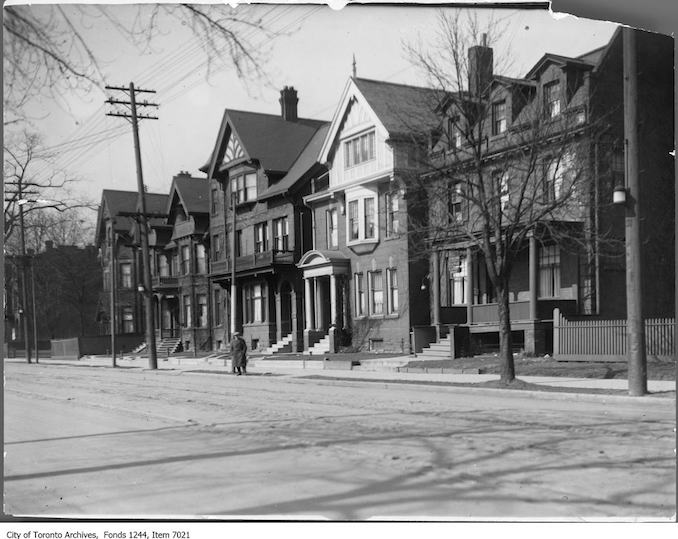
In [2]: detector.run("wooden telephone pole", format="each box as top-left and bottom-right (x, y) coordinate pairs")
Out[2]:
(105, 83), (159, 370)
(623, 28), (647, 396)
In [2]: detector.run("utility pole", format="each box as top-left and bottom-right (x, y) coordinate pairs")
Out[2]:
(230, 191), (237, 340)
(105, 83), (159, 370)
(110, 219), (117, 368)
(623, 27), (647, 396)
(18, 182), (31, 363)
(30, 252), (38, 363)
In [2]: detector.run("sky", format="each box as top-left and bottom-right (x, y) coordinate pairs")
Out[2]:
(6, 1), (620, 216)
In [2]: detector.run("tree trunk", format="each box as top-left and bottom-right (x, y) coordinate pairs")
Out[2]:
(496, 281), (515, 383)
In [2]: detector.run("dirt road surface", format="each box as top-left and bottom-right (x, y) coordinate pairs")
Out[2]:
(3, 362), (675, 519)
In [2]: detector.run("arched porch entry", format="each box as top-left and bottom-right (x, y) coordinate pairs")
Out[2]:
(297, 250), (350, 353)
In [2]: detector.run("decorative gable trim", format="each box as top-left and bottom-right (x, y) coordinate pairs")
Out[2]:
(319, 78), (389, 165)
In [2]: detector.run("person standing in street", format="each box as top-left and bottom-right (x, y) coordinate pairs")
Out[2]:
(230, 331), (247, 375)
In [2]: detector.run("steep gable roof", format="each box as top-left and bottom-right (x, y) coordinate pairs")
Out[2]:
(352, 77), (443, 138)
(168, 174), (209, 215)
(261, 122), (330, 200)
(202, 108), (326, 176)
(95, 189), (167, 245)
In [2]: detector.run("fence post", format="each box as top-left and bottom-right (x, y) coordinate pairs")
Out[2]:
(553, 308), (560, 357)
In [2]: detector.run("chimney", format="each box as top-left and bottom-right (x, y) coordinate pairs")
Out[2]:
(468, 34), (493, 96)
(279, 86), (298, 122)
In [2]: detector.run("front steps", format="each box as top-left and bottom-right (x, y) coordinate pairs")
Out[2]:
(260, 334), (294, 355)
(133, 337), (182, 356)
(416, 334), (453, 360)
(303, 333), (330, 355)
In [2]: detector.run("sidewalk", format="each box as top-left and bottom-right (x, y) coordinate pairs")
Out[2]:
(14, 354), (676, 394)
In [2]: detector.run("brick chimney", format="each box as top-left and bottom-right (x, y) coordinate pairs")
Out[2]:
(468, 33), (493, 96)
(279, 86), (299, 122)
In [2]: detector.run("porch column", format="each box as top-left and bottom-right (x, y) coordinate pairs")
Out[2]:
(343, 277), (350, 330)
(316, 277), (325, 329)
(275, 286), (282, 342)
(329, 274), (338, 353)
(466, 248), (473, 325)
(304, 277), (313, 330)
(432, 250), (441, 338)
(158, 295), (164, 335)
(329, 274), (338, 326)
(529, 235), (538, 320)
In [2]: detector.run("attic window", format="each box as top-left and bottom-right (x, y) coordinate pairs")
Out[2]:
(544, 81), (561, 119)
(344, 131), (376, 168)
(491, 101), (507, 135)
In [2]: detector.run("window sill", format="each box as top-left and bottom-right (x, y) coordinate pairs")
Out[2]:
(347, 238), (379, 247)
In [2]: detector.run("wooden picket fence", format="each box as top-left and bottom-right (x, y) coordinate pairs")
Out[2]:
(553, 308), (675, 361)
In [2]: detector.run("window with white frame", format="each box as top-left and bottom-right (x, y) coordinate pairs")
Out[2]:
(492, 100), (507, 135)
(354, 273), (365, 317)
(364, 198), (376, 239)
(195, 244), (207, 274)
(543, 153), (574, 203)
(387, 268), (398, 314)
(544, 81), (561, 118)
(326, 209), (338, 248)
(244, 283), (266, 323)
(538, 244), (560, 298)
(231, 172), (257, 203)
(385, 192), (399, 237)
(447, 118), (463, 150)
(254, 222), (268, 253)
(273, 217), (289, 251)
(348, 200), (359, 241)
(347, 193), (378, 243)
(344, 131), (376, 168)
(368, 270), (384, 315)
(197, 294), (208, 327)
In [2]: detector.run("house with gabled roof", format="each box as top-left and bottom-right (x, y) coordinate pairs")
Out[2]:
(298, 77), (441, 354)
(147, 171), (211, 354)
(95, 189), (168, 341)
(202, 87), (328, 352)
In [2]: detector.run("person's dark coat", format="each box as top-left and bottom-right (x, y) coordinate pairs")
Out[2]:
(230, 336), (247, 370)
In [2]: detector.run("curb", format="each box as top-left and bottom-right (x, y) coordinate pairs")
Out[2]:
(282, 375), (676, 406)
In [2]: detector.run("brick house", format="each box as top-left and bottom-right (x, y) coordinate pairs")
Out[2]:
(95, 189), (168, 339)
(149, 172), (211, 354)
(420, 26), (674, 357)
(202, 87), (327, 353)
(298, 77), (440, 353)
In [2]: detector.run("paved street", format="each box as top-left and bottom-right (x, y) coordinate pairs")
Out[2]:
(3, 361), (675, 519)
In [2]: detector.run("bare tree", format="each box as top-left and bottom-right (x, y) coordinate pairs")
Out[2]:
(3, 3), (273, 123)
(404, 12), (606, 383)
(3, 131), (94, 246)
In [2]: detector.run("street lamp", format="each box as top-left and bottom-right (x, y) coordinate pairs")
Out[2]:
(612, 185), (627, 206)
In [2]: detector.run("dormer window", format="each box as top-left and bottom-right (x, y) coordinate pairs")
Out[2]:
(344, 131), (376, 168)
(491, 100), (507, 135)
(544, 81), (561, 118)
(447, 118), (463, 149)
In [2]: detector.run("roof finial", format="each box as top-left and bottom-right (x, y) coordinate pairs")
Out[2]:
(352, 53), (357, 79)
